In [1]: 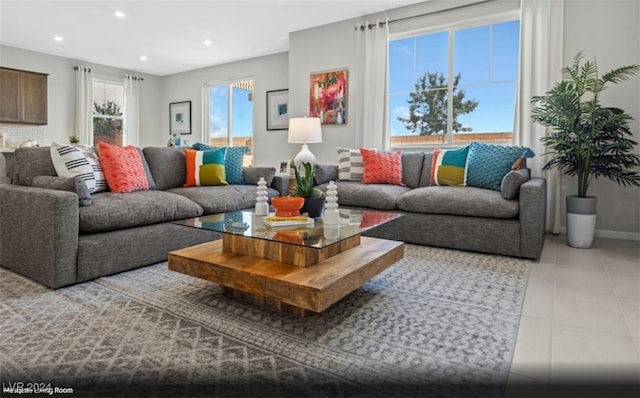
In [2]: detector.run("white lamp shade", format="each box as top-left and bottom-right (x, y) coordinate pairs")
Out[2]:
(288, 117), (322, 143)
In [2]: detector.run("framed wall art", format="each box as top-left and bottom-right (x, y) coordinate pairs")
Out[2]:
(266, 89), (289, 130)
(169, 101), (192, 135)
(309, 69), (348, 125)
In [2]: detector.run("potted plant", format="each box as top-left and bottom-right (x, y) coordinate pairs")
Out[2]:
(531, 52), (640, 248)
(69, 135), (79, 145)
(291, 161), (326, 218)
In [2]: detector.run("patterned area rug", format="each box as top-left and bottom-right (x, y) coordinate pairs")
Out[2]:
(0, 245), (531, 397)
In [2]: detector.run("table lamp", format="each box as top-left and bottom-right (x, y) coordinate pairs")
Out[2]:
(288, 117), (322, 171)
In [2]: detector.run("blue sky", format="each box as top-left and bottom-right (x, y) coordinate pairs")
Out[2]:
(208, 85), (253, 139)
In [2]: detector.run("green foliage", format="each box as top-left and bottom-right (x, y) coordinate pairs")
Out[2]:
(93, 101), (123, 139)
(68, 135), (79, 144)
(291, 161), (325, 198)
(532, 52), (640, 197)
(397, 72), (479, 136)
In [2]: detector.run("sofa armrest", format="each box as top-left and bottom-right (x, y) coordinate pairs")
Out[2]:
(0, 184), (79, 288)
(518, 177), (547, 259)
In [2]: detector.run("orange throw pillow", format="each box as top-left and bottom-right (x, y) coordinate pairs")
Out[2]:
(97, 142), (150, 193)
(360, 148), (404, 186)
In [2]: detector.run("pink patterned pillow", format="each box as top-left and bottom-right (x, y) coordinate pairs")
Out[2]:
(360, 148), (404, 186)
(97, 142), (149, 193)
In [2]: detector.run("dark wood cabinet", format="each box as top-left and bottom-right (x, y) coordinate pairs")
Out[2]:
(0, 67), (48, 125)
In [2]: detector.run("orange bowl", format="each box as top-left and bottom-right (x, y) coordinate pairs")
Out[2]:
(271, 196), (305, 217)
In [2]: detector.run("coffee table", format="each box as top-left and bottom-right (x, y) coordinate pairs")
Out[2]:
(168, 209), (404, 317)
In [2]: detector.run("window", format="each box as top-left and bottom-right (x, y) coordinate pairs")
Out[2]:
(205, 79), (254, 166)
(388, 17), (520, 148)
(93, 80), (124, 146)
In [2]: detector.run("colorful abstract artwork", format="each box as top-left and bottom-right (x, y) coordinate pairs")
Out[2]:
(309, 70), (347, 125)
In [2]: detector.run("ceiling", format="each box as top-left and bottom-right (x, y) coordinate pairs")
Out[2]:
(0, 0), (425, 76)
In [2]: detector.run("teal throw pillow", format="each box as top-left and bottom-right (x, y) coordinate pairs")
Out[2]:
(192, 142), (248, 184)
(465, 142), (535, 191)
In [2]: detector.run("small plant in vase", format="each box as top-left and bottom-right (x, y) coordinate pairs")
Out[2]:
(291, 161), (326, 218)
(69, 135), (80, 145)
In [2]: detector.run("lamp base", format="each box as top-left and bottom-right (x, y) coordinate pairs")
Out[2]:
(293, 143), (317, 171)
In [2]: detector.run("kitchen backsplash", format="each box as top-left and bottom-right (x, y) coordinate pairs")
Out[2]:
(0, 125), (45, 148)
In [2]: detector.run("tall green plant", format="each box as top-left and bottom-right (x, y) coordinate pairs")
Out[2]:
(531, 53), (640, 197)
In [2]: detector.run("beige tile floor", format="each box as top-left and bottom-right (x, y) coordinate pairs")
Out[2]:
(506, 234), (640, 397)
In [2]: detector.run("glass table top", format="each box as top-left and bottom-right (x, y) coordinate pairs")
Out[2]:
(173, 209), (402, 249)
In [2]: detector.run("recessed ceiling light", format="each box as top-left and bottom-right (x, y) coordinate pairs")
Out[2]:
(53, 35), (64, 42)
(114, 10), (126, 18)
(203, 39), (212, 46)
(139, 55), (148, 61)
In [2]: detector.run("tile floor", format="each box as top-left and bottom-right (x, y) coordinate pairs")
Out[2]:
(506, 234), (640, 397)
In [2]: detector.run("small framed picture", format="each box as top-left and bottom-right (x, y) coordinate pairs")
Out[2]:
(169, 101), (192, 135)
(277, 160), (291, 176)
(266, 89), (289, 130)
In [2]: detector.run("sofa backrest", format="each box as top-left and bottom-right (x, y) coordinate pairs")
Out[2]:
(13, 146), (57, 186)
(417, 152), (434, 188)
(142, 146), (186, 190)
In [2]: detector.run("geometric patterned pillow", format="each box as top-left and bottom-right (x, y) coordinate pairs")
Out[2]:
(184, 148), (228, 187)
(337, 147), (364, 181)
(97, 142), (150, 193)
(49, 142), (97, 193)
(360, 148), (404, 186)
(466, 142), (535, 191)
(77, 145), (107, 192)
(192, 143), (247, 185)
(429, 146), (469, 186)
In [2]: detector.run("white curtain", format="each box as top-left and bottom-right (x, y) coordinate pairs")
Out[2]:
(355, 19), (389, 149)
(514, 0), (564, 233)
(74, 66), (93, 145)
(123, 74), (141, 147)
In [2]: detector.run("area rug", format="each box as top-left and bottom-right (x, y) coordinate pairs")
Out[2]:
(0, 244), (531, 397)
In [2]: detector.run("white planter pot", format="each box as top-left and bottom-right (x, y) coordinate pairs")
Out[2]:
(566, 196), (597, 248)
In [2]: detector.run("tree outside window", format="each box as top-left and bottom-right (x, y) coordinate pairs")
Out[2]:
(93, 81), (123, 146)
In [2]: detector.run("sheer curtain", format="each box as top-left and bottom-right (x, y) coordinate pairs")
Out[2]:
(513, 0), (564, 233)
(123, 74), (141, 146)
(74, 66), (93, 145)
(355, 19), (389, 149)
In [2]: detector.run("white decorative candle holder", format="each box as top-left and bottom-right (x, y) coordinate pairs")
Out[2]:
(323, 180), (339, 224)
(255, 177), (269, 216)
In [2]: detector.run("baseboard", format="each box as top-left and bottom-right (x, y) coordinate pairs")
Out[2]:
(558, 227), (640, 241)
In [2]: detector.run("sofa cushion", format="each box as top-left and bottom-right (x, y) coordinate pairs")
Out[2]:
(143, 146), (186, 190)
(430, 146), (469, 186)
(360, 148), (404, 186)
(397, 186), (519, 219)
(98, 142), (150, 193)
(192, 143), (248, 184)
(78, 145), (107, 192)
(337, 147), (363, 181)
(465, 142), (535, 191)
(185, 148), (228, 187)
(79, 191), (204, 233)
(317, 181), (411, 210)
(14, 146), (57, 186)
(401, 152), (425, 189)
(243, 167), (276, 186)
(314, 164), (339, 185)
(168, 185), (280, 214)
(50, 142), (97, 192)
(418, 152), (434, 187)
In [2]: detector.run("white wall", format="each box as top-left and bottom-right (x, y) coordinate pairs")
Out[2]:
(0, 45), (162, 147)
(159, 52), (288, 166)
(563, 0), (640, 238)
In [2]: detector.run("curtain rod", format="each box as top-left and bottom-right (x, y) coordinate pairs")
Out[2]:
(355, 0), (496, 30)
(72, 65), (144, 81)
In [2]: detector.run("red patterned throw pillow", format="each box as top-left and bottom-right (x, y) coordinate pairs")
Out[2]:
(97, 142), (150, 193)
(360, 148), (404, 186)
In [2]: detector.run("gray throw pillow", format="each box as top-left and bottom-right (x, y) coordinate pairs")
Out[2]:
(500, 169), (530, 200)
(32, 175), (93, 206)
(243, 167), (276, 186)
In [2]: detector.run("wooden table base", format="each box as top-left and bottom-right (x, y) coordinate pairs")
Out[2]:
(168, 236), (404, 317)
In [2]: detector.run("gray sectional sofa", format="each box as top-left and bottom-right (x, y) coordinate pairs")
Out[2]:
(0, 145), (546, 290)
(314, 151), (546, 259)
(0, 146), (288, 288)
